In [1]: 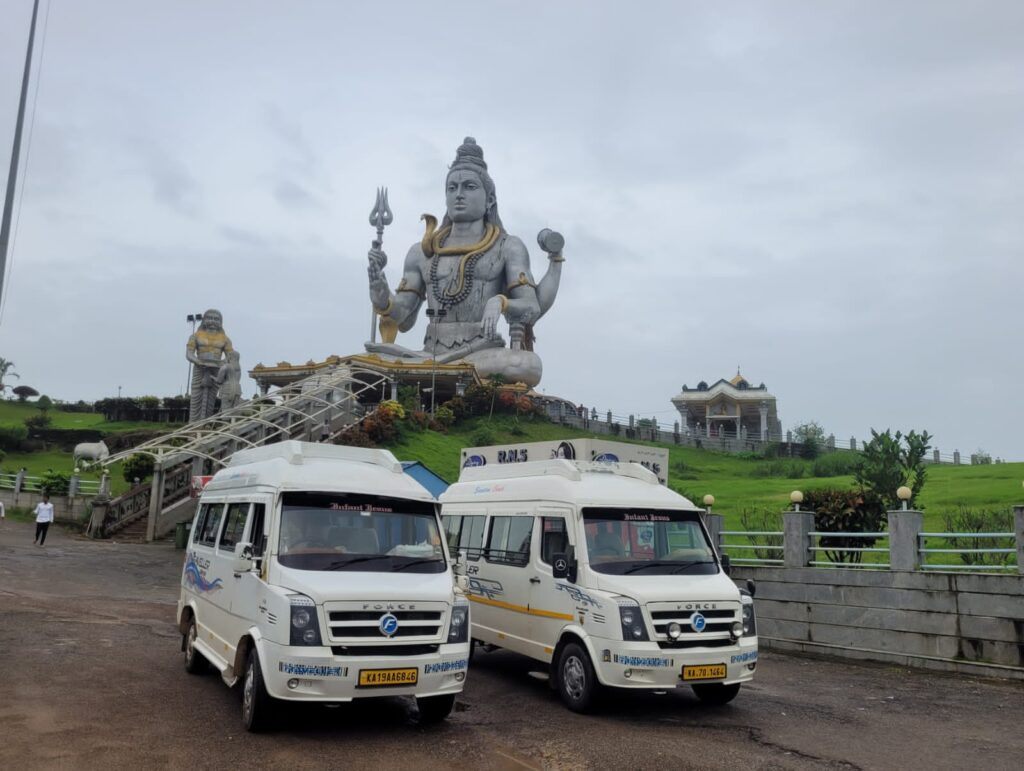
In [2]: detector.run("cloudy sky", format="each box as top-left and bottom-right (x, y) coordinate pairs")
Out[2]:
(0, 0), (1021, 460)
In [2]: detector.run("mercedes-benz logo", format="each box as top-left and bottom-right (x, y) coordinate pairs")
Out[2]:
(379, 612), (399, 637)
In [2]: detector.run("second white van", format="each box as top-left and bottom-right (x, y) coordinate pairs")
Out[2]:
(441, 459), (757, 712)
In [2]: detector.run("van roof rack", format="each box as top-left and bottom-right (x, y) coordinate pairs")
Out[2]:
(228, 440), (403, 473)
(458, 459), (659, 485)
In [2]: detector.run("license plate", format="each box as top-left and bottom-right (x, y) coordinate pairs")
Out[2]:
(682, 664), (726, 681)
(357, 668), (419, 688)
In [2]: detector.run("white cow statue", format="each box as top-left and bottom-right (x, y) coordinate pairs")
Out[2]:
(73, 440), (110, 467)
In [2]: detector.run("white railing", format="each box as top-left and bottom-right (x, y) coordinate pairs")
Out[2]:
(918, 532), (1017, 572)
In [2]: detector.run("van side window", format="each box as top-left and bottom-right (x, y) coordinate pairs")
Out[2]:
(195, 503), (224, 547)
(219, 503), (250, 552)
(486, 516), (533, 567)
(249, 503), (267, 557)
(540, 517), (569, 565)
(443, 515), (463, 552)
(458, 515), (487, 561)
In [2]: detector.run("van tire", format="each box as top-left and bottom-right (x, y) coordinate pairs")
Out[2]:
(557, 642), (598, 713)
(692, 683), (741, 706)
(183, 617), (208, 675)
(241, 648), (276, 732)
(416, 693), (456, 724)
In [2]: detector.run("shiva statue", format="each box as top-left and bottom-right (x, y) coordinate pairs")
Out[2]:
(365, 137), (563, 386)
(185, 309), (235, 422)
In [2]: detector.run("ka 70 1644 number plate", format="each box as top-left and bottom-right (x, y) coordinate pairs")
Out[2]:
(682, 664), (726, 681)
(357, 668), (419, 688)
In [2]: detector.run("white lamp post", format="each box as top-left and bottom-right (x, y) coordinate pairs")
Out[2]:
(790, 490), (804, 512)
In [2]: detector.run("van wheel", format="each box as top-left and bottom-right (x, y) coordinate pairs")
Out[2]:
(692, 683), (741, 706)
(183, 617), (208, 675)
(557, 642), (598, 713)
(416, 693), (456, 724)
(241, 648), (276, 732)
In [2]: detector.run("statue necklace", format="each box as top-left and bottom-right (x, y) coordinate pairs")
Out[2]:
(428, 223), (501, 309)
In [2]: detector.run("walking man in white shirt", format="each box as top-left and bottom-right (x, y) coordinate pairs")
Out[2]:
(34, 494), (54, 546)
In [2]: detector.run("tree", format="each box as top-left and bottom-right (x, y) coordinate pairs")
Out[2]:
(37, 394), (53, 413)
(0, 358), (19, 394)
(792, 420), (825, 459)
(122, 454), (155, 484)
(12, 385), (38, 402)
(855, 428), (932, 510)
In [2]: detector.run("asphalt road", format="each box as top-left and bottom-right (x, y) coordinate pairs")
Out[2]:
(1, 520), (1021, 770)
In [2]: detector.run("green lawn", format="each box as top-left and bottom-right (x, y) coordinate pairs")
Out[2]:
(389, 416), (1024, 531)
(0, 400), (178, 434)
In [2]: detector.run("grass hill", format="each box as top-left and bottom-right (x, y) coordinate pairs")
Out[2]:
(5, 402), (1021, 530)
(0, 400), (178, 494)
(389, 414), (1024, 530)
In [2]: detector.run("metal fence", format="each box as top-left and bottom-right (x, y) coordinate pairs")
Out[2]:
(0, 471), (102, 496)
(545, 404), (985, 465)
(715, 509), (1023, 574)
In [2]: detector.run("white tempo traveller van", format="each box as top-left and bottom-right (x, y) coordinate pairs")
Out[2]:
(441, 459), (757, 712)
(177, 442), (470, 731)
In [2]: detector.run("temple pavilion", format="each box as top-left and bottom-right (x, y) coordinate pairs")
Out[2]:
(671, 370), (781, 441)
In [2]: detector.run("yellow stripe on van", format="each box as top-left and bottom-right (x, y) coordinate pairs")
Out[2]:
(467, 594), (574, 621)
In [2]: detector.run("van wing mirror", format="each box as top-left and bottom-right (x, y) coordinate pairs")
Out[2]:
(552, 553), (570, 579)
(721, 553), (732, 576)
(232, 541), (255, 573)
(552, 546), (577, 582)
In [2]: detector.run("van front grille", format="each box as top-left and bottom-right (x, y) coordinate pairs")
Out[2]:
(322, 601), (448, 644)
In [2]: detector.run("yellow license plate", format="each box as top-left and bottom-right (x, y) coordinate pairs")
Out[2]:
(682, 664), (727, 681)
(357, 668), (419, 688)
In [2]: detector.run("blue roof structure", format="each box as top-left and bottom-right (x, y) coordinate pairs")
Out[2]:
(400, 461), (450, 499)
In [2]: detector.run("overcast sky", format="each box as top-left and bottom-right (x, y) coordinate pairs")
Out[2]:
(0, 0), (1021, 460)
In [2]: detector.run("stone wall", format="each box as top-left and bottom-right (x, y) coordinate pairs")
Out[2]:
(0, 488), (90, 523)
(732, 565), (1024, 680)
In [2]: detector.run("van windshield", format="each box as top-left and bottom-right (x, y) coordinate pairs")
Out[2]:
(582, 508), (718, 576)
(278, 492), (445, 573)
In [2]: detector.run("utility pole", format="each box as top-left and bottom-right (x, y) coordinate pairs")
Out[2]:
(0, 0), (42, 315)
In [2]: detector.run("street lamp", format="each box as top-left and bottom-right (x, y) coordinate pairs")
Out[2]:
(702, 494), (715, 518)
(896, 486), (912, 511)
(790, 490), (804, 512)
(425, 307), (447, 415)
(117, 385), (122, 400)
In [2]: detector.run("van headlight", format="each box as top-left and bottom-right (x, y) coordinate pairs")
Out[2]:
(448, 603), (470, 644)
(289, 595), (323, 646)
(616, 597), (649, 642)
(741, 594), (756, 637)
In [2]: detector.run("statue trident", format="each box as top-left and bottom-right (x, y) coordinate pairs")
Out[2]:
(367, 187), (393, 343)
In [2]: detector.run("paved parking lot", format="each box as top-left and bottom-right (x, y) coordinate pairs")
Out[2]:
(1, 520), (1021, 770)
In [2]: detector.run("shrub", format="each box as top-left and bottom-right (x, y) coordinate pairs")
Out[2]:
(39, 469), (71, 496)
(737, 508), (785, 563)
(162, 395), (189, 409)
(792, 420), (825, 459)
(36, 395), (53, 412)
(24, 413), (52, 433)
(471, 427), (496, 446)
(138, 395), (160, 409)
(378, 400), (406, 420)
(0, 425), (28, 451)
(803, 487), (886, 564)
(434, 405), (455, 429)
(938, 506), (1014, 568)
(122, 454), (155, 484)
(855, 428), (932, 510)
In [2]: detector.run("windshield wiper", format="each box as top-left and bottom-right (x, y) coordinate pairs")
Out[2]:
(621, 560), (713, 575)
(325, 555), (392, 570)
(391, 558), (444, 572)
(669, 560), (713, 574)
(622, 561), (678, 574)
